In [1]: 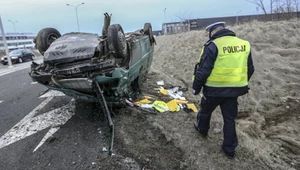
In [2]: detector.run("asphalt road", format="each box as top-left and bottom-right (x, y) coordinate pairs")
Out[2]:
(0, 60), (109, 170)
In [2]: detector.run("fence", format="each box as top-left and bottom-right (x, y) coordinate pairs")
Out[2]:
(160, 12), (300, 35)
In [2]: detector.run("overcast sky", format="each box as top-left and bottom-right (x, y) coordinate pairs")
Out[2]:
(0, 0), (259, 35)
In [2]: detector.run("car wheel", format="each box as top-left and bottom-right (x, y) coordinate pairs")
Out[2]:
(2, 63), (7, 65)
(107, 24), (128, 58)
(35, 28), (61, 55)
(144, 23), (156, 45)
(18, 57), (23, 63)
(31, 55), (34, 60)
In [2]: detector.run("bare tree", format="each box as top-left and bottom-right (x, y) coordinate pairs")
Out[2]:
(273, 0), (285, 13)
(174, 10), (193, 22)
(294, 0), (300, 18)
(286, 0), (294, 12)
(294, 0), (300, 12)
(246, 0), (268, 14)
(246, 0), (277, 14)
(246, 0), (300, 19)
(270, 0), (275, 13)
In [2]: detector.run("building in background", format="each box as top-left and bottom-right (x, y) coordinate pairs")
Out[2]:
(152, 30), (162, 36)
(161, 21), (190, 35)
(0, 33), (35, 52)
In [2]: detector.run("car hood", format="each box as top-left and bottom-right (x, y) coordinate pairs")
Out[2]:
(43, 32), (100, 64)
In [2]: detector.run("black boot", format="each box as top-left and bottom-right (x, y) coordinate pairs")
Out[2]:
(194, 122), (208, 138)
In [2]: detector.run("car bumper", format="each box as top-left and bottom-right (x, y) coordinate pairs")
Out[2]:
(1, 60), (7, 65)
(1, 58), (19, 64)
(37, 81), (125, 106)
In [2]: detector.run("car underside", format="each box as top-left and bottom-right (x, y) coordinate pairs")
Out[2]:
(30, 13), (155, 102)
(29, 12), (156, 155)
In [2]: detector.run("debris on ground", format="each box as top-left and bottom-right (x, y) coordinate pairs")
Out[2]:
(102, 147), (108, 152)
(156, 80), (165, 86)
(152, 100), (170, 112)
(125, 81), (198, 114)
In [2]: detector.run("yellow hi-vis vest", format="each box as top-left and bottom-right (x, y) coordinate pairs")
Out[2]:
(206, 36), (251, 87)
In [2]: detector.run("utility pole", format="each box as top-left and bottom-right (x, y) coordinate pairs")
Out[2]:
(0, 15), (13, 67)
(236, 10), (242, 25)
(8, 20), (18, 49)
(163, 8), (167, 35)
(66, 2), (85, 32)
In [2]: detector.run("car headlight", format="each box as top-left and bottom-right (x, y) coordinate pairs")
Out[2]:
(11, 56), (18, 59)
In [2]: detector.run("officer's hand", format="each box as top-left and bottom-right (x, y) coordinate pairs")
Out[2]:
(192, 81), (202, 95)
(192, 81), (201, 95)
(192, 88), (201, 95)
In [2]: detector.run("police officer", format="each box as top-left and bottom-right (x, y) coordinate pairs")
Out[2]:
(192, 21), (254, 158)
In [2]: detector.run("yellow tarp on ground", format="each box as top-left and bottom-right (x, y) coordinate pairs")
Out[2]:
(173, 99), (188, 104)
(159, 88), (168, 95)
(135, 98), (152, 105)
(167, 100), (180, 112)
(187, 103), (198, 113)
(144, 96), (154, 99)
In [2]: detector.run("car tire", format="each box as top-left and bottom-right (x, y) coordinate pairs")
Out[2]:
(107, 24), (128, 58)
(35, 28), (61, 55)
(18, 57), (23, 63)
(144, 23), (156, 45)
(2, 63), (7, 65)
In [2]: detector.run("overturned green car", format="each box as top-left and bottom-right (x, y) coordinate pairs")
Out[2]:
(30, 13), (155, 102)
(29, 13), (156, 155)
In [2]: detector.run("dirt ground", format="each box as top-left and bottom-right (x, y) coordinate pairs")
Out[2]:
(94, 19), (300, 170)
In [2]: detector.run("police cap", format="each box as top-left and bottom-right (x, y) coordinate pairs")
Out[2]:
(205, 21), (226, 33)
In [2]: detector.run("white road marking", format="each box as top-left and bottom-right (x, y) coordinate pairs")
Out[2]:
(31, 82), (38, 85)
(0, 58), (43, 77)
(0, 98), (75, 151)
(0, 96), (53, 149)
(39, 90), (65, 98)
(0, 101), (3, 104)
(0, 64), (30, 77)
(0, 90), (73, 152)
(33, 127), (60, 152)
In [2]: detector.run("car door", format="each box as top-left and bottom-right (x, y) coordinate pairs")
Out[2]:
(20, 50), (26, 60)
(22, 50), (30, 60)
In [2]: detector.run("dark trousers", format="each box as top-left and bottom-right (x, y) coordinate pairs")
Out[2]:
(196, 96), (238, 154)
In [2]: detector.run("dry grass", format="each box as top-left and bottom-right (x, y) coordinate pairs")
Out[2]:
(151, 19), (300, 170)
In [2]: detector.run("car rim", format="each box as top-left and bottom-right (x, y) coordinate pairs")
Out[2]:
(19, 58), (22, 63)
(47, 33), (58, 46)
